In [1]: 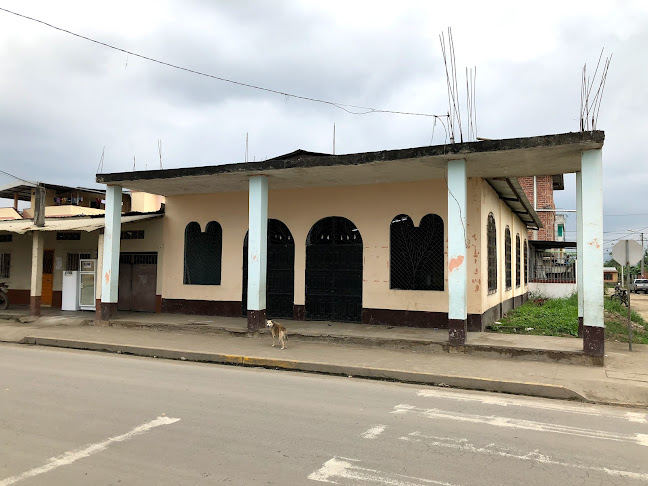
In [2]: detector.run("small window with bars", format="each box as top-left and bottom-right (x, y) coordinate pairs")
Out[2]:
(516, 234), (521, 288)
(121, 230), (145, 240)
(66, 252), (92, 271)
(120, 252), (158, 265)
(0, 234), (12, 243)
(57, 232), (81, 241)
(0, 253), (10, 278)
(487, 213), (497, 293)
(505, 227), (512, 290)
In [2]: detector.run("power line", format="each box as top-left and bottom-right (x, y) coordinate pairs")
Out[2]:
(0, 7), (449, 120)
(0, 168), (34, 185)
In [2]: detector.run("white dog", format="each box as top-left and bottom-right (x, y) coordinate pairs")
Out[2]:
(266, 319), (288, 350)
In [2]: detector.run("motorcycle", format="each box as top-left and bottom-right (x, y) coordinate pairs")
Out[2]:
(0, 282), (8, 310)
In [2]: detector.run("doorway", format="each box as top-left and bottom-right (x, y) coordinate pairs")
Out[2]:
(305, 217), (363, 322)
(41, 249), (54, 305)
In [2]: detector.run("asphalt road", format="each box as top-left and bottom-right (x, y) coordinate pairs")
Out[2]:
(1, 344), (647, 485)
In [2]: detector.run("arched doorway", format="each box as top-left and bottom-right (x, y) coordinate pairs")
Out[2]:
(242, 219), (295, 319)
(305, 216), (363, 322)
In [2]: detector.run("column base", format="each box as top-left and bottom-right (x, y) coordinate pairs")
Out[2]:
(98, 302), (118, 321)
(293, 305), (306, 321)
(29, 296), (41, 316)
(577, 316), (583, 338)
(448, 318), (467, 346)
(247, 309), (267, 333)
(583, 325), (604, 357)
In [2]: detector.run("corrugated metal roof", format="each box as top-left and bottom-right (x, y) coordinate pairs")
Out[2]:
(0, 213), (161, 234)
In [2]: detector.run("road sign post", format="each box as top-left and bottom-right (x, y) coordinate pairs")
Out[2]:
(612, 239), (643, 352)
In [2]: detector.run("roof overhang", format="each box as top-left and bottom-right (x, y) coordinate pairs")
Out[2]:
(486, 178), (542, 229)
(0, 213), (162, 235)
(529, 240), (578, 250)
(96, 132), (603, 228)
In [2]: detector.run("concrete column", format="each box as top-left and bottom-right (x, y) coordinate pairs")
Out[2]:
(576, 171), (584, 337)
(95, 232), (104, 320)
(580, 149), (604, 359)
(247, 176), (268, 332)
(29, 231), (44, 316)
(99, 185), (122, 321)
(447, 159), (468, 345)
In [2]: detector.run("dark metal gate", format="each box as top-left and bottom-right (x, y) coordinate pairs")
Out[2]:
(306, 217), (363, 322)
(242, 220), (295, 319)
(118, 252), (158, 312)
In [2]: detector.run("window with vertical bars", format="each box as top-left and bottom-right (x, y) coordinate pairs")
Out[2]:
(524, 240), (528, 285)
(0, 253), (10, 278)
(505, 227), (512, 290)
(516, 234), (521, 288)
(487, 213), (497, 293)
(66, 252), (92, 271)
(390, 214), (444, 291)
(183, 221), (222, 285)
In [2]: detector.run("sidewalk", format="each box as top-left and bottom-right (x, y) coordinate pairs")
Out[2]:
(1, 309), (647, 407)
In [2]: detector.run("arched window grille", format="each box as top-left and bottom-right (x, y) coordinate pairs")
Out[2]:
(505, 227), (512, 290)
(516, 234), (521, 288)
(524, 240), (528, 285)
(183, 221), (222, 285)
(390, 214), (444, 291)
(487, 213), (497, 293)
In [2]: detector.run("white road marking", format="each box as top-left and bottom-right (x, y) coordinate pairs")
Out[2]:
(0, 416), (181, 486)
(392, 404), (648, 447)
(417, 389), (648, 423)
(626, 412), (648, 424)
(401, 432), (648, 481)
(308, 456), (462, 485)
(361, 424), (387, 439)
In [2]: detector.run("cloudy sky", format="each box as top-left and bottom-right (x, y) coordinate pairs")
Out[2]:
(1, 0), (647, 256)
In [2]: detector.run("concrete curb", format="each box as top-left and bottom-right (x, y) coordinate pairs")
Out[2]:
(108, 320), (598, 366)
(20, 336), (587, 402)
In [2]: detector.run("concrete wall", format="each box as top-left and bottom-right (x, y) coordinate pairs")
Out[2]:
(0, 208), (21, 220)
(528, 282), (576, 299)
(131, 191), (165, 213)
(161, 178), (530, 318)
(481, 181), (529, 318)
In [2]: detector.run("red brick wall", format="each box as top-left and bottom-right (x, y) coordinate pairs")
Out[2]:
(518, 176), (555, 241)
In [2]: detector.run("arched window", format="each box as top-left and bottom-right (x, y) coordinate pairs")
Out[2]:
(516, 234), (521, 288)
(505, 227), (512, 290)
(524, 240), (528, 285)
(183, 221), (222, 285)
(487, 213), (497, 293)
(390, 213), (444, 291)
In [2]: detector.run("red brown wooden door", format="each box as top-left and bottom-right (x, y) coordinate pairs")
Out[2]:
(41, 250), (54, 305)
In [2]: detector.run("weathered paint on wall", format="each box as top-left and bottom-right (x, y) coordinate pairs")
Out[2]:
(161, 178), (530, 315)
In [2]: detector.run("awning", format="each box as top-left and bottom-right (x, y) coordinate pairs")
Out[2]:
(485, 177), (543, 229)
(0, 213), (162, 235)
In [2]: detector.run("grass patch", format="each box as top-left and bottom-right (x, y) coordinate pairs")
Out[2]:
(489, 293), (648, 344)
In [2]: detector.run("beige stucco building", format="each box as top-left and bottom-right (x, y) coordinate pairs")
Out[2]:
(95, 131), (606, 349)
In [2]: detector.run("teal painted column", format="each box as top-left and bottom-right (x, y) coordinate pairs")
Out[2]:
(580, 149), (604, 359)
(447, 159), (468, 345)
(100, 185), (122, 320)
(247, 175), (268, 332)
(576, 171), (584, 337)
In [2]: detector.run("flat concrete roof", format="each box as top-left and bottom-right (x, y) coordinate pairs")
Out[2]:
(96, 131), (604, 197)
